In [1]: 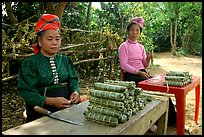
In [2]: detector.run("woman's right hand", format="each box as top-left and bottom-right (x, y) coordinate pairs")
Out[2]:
(136, 71), (150, 78)
(45, 97), (72, 109)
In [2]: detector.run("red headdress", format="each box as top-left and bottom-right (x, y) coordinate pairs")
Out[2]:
(32, 14), (60, 54)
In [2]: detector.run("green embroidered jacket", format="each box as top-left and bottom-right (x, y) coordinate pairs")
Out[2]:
(17, 52), (80, 106)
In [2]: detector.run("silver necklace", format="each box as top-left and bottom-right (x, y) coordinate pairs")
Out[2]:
(49, 57), (59, 84)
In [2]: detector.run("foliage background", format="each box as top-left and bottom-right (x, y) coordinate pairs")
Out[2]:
(2, 2), (202, 79)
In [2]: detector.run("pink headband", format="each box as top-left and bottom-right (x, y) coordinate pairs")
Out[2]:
(130, 17), (144, 28)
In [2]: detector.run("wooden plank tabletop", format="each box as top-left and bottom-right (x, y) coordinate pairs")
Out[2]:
(2, 95), (169, 135)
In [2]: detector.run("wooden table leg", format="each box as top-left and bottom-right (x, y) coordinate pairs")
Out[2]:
(175, 92), (186, 135)
(156, 98), (169, 135)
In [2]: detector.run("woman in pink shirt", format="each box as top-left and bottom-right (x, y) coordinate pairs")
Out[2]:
(119, 17), (177, 128)
(118, 17), (153, 86)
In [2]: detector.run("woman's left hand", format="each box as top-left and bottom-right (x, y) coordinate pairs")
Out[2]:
(70, 92), (80, 104)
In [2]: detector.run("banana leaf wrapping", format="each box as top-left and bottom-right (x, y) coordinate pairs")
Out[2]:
(128, 102), (135, 108)
(166, 71), (189, 76)
(90, 89), (125, 101)
(132, 108), (138, 115)
(87, 104), (128, 123)
(83, 110), (118, 127)
(141, 97), (148, 104)
(94, 82), (128, 93)
(84, 81), (153, 126)
(135, 97), (147, 110)
(133, 102), (136, 108)
(134, 103), (139, 112)
(165, 71), (192, 86)
(135, 87), (143, 92)
(128, 90), (135, 96)
(164, 80), (189, 86)
(134, 89), (143, 100)
(125, 104), (131, 109)
(104, 80), (136, 90)
(188, 74), (193, 82)
(127, 96), (134, 102)
(123, 98), (134, 108)
(124, 110), (132, 119)
(165, 76), (187, 81)
(123, 99), (130, 104)
(137, 101), (145, 110)
(89, 96), (125, 111)
(140, 95), (152, 102)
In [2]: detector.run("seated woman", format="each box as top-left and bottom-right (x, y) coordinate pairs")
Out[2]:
(118, 17), (176, 129)
(118, 17), (153, 86)
(17, 14), (80, 122)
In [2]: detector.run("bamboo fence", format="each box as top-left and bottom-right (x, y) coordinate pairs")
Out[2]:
(2, 28), (123, 82)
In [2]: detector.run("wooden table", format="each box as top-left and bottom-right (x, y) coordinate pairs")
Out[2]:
(138, 73), (200, 135)
(2, 96), (169, 135)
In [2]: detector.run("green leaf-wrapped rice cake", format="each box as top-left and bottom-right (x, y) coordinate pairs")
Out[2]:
(89, 96), (125, 111)
(165, 80), (188, 86)
(83, 110), (118, 127)
(166, 71), (189, 76)
(165, 71), (192, 86)
(104, 80), (136, 90)
(94, 82), (128, 93)
(90, 89), (126, 101)
(165, 76), (187, 81)
(87, 104), (128, 123)
(83, 81), (153, 127)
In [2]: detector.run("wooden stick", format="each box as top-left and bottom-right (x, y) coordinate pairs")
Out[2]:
(142, 90), (174, 97)
(2, 74), (18, 82)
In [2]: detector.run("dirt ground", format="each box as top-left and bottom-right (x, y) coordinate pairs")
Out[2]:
(149, 52), (202, 135)
(2, 52), (202, 135)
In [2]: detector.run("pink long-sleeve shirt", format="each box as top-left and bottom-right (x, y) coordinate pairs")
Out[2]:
(118, 39), (149, 74)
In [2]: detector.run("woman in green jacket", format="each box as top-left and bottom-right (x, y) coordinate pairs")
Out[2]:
(17, 14), (80, 122)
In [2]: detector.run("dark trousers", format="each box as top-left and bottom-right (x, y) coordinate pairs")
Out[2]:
(123, 69), (149, 86)
(25, 86), (71, 123)
(25, 103), (45, 122)
(124, 69), (177, 126)
(168, 98), (177, 126)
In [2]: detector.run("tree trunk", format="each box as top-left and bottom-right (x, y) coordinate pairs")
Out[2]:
(46, 2), (55, 14)
(39, 2), (46, 12)
(172, 12), (178, 55)
(54, 2), (68, 22)
(170, 17), (177, 56)
(170, 18), (173, 50)
(5, 2), (23, 42)
(120, 15), (124, 36)
(86, 2), (92, 30)
(5, 2), (18, 24)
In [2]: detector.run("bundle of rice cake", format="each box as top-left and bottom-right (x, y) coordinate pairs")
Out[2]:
(104, 80), (136, 90)
(164, 71), (192, 86)
(87, 104), (128, 123)
(83, 80), (152, 127)
(83, 110), (118, 127)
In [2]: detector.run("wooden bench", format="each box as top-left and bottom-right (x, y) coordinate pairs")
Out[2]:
(2, 95), (169, 135)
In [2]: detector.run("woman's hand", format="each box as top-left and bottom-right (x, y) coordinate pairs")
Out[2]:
(70, 92), (80, 104)
(45, 97), (72, 109)
(136, 71), (150, 78)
